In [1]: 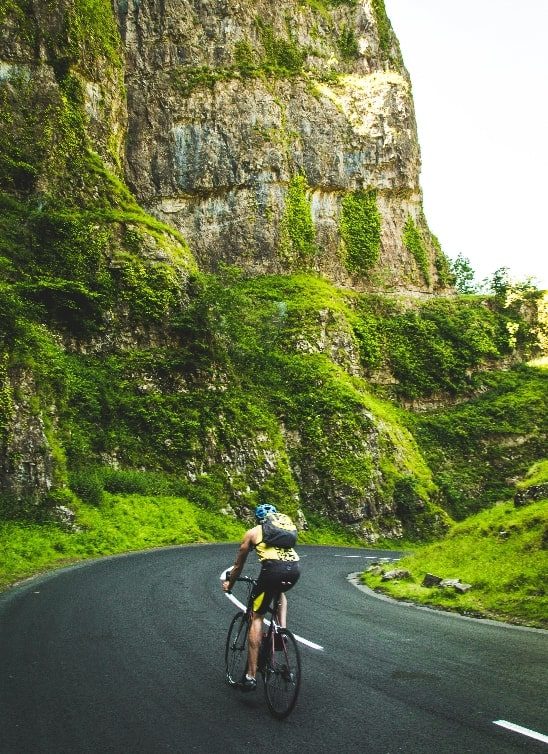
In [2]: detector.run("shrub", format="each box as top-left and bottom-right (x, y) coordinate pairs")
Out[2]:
(403, 216), (430, 285)
(258, 22), (306, 74)
(69, 469), (104, 506)
(279, 175), (317, 267)
(337, 24), (359, 60)
(340, 190), (381, 276)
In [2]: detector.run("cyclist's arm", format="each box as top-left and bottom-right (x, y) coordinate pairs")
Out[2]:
(224, 528), (256, 591)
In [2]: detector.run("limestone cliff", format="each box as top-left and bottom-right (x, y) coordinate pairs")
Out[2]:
(119, 0), (446, 291)
(3, 0), (539, 542)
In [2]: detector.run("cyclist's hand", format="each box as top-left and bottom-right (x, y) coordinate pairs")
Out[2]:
(222, 579), (231, 593)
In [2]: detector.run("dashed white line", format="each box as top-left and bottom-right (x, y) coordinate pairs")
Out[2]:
(333, 555), (399, 560)
(494, 720), (548, 744)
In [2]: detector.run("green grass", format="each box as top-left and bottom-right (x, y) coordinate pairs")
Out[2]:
(0, 493), (379, 591)
(517, 459), (548, 489)
(361, 492), (548, 628)
(0, 494), (248, 590)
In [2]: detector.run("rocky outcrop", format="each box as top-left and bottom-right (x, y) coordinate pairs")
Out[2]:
(0, 0), (457, 538)
(514, 483), (548, 507)
(118, 0), (447, 291)
(0, 369), (54, 509)
(421, 574), (472, 594)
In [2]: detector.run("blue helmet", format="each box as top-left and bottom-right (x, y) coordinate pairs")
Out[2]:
(255, 503), (277, 521)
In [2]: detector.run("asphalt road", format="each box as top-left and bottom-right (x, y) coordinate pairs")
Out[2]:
(0, 544), (546, 753)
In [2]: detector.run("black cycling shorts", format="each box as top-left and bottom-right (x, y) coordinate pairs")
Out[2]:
(251, 560), (300, 615)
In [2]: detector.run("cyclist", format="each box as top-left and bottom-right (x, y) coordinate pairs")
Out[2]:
(222, 503), (300, 691)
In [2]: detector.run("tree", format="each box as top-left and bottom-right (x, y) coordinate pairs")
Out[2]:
(482, 266), (511, 297)
(450, 253), (478, 294)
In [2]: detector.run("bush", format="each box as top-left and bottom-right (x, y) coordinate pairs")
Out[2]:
(340, 190), (381, 276)
(69, 469), (104, 506)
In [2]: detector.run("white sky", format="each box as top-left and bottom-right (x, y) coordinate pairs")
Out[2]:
(383, 0), (548, 290)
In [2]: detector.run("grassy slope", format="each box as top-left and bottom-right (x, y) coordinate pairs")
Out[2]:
(361, 464), (548, 628)
(407, 363), (547, 518)
(0, 494), (370, 591)
(0, 495), (241, 590)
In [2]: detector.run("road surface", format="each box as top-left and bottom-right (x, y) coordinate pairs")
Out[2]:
(0, 544), (546, 753)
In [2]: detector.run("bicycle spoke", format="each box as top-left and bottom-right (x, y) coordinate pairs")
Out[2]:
(263, 628), (301, 718)
(225, 612), (248, 686)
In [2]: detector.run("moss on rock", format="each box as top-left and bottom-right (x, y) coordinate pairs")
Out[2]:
(339, 190), (381, 277)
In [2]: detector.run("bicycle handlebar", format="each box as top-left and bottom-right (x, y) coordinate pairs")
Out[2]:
(221, 568), (257, 592)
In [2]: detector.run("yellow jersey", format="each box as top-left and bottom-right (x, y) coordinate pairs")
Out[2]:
(254, 528), (299, 563)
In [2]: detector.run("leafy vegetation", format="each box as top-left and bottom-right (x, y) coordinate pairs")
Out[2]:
(66, 0), (123, 70)
(403, 216), (431, 285)
(450, 253), (477, 294)
(339, 190), (381, 276)
(257, 21), (307, 74)
(279, 175), (318, 267)
(408, 364), (547, 518)
(1, 247), (543, 528)
(350, 290), (542, 400)
(371, 0), (394, 60)
(361, 461), (548, 627)
(432, 234), (454, 288)
(299, 0), (357, 23)
(337, 24), (359, 61)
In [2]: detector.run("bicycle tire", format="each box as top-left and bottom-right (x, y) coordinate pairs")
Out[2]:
(225, 611), (248, 686)
(263, 628), (301, 719)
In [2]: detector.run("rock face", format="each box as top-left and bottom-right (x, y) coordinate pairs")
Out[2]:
(0, 0), (457, 537)
(0, 369), (54, 508)
(514, 483), (548, 506)
(118, 0), (446, 291)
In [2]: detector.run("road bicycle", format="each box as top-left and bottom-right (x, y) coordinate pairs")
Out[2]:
(224, 574), (301, 719)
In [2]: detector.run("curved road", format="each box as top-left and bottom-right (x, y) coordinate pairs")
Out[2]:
(0, 544), (546, 753)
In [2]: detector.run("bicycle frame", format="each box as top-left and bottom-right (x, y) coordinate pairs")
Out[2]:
(224, 571), (301, 718)
(232, 574), (284, 645)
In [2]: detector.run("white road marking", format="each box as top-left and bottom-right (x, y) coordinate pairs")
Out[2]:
(333, 555), (399, 560)
(334, 555), (363, 558)
(220, 571), (324, 651)
(494, 720), (548, 744)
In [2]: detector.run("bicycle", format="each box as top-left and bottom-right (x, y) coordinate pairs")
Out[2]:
(224, 574), (301, 719)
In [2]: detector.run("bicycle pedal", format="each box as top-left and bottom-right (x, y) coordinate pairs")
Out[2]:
(281, 667), (294, 682)
(239, 676), (257, 692)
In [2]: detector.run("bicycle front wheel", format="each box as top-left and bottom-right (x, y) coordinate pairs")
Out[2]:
(225, 611), (248, 686)
(263, 628), (301, 719)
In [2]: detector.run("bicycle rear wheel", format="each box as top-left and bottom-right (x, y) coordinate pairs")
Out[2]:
(225, 612), (248, 686)
(263, 628), (301, 719)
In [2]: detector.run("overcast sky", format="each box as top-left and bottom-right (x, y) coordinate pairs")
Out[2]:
(383, 0), (548, 290)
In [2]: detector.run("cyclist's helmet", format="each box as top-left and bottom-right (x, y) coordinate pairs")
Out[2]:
(255, 503), (277, 521)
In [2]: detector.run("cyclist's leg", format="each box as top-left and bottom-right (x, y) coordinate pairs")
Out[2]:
(276, 592), (288, 627)
(246, 612), (263, 677)
(247, 572), (272, 678)
(275, 562), (301, 627)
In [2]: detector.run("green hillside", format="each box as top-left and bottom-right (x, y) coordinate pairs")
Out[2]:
(0, 483), (367, 590)
(361, 460), (548, 628)
(0, 0), (547, 622)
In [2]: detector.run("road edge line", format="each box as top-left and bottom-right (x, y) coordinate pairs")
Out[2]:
(493, 720), (548, 744)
